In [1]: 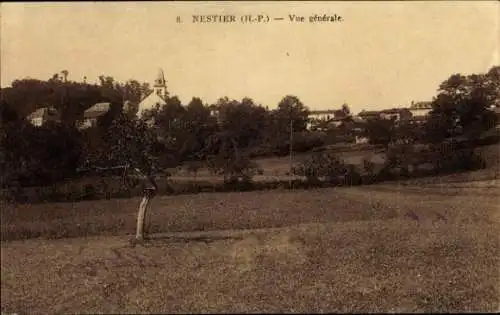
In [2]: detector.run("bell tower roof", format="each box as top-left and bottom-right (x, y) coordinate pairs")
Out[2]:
(154, 68), (166, 87)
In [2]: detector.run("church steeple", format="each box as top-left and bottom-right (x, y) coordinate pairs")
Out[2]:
(153, 68), (168, 99)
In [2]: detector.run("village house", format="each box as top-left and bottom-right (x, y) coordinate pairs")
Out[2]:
(307, 108), (351, 130)
(379, 108), (412, 122)
(357, 110), (380, 121)
(308, 109), (337, 122)
(77, 102), (111, 129)
(26, 106), (60, 127)
(408, 101), (432, 118)
(355, 135), (370, 144)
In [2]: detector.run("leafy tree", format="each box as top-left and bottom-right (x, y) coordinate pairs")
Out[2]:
(263, 95), (309, 153)
(341, 103), (351, 116)
(1, 122), (83, 186)
(363, 118), (396, 149)
(60, 70), (69, 83)
(0, 100), (21, 125)
(82, 114), (160, 173)
(180, 97), (218, 160)
(426, 66), (499, 142)
(118, 79), (152, 114)
(202, 97), (266, 183)
(274, 95), (310, 133)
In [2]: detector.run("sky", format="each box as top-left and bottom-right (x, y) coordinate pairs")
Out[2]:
(1, 1), (498, 113)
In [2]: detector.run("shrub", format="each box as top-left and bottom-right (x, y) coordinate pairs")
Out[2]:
(207, 153), (260, 184)
(82, 184), (98, 200)
(292, 131), (326, 152)
(292, 152), (349, 184)
(343, 164), (363, 186)
(184, 161), (203, 179)
(362, 158), (376, 174)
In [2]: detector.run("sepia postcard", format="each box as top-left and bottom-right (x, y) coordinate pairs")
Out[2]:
(1, 1), (499, 314)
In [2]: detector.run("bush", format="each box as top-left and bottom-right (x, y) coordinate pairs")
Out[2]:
(292, 152), (349, 184)
(206, 153), (260, 184)
(343, 164), (363, 186)
(362, 157), (375, 171)
(291, 131), (326, 153)
(436, 148), (486, 173)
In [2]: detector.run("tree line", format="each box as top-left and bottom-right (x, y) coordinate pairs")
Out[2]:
(1, 66), (499, 187)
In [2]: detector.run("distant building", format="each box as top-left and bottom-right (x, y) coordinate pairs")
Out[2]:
(308, 109), (338, 122)
(77, 102), (111, 129)
(355, 135), (370, 144)
(379, 108), (412, 121)
(408, 101), (432, 118)
(410, 115), (428, 125)
(26, 106), (60, 126)
(308, 108), (350, 130)
(136, 68), (169, 119)
(357, 110), (380, 121)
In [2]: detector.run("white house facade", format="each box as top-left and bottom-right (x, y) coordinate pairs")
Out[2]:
(26, 106), (60, 126)
(408, 101), (432, 118)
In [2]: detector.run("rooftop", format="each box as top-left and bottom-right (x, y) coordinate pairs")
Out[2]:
(309, 109), (337, 115)
(358, 110), (380, 116)
(380, 108), (410, 114)
(26, 106), (59, 120)
(83, 102), (111, 119)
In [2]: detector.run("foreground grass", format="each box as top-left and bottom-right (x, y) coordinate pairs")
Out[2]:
(1, 183), (499, 313)
(0, 187), (399, 242)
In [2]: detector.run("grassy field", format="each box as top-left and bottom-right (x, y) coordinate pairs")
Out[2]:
(1, 177), (499, 313)
(173, 149), (385, 178)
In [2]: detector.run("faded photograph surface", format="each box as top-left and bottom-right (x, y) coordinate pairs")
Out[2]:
(1, 1), (499, 313)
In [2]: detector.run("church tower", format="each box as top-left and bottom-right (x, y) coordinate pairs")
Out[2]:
(136, 68), (169, 119)
(153, 68), (168, 100)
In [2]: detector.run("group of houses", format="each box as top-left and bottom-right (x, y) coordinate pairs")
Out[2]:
(26, 69), (169, 129)
(308, 101), (432, 130)
(26, 68), (500, 144)
(306, 101), (436, 143)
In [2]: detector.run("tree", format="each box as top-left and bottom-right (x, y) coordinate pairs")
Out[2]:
(363, 118), (396, 149)
(101, 115), (160, 171)
(60, 70), (69, 83)
(202, 97), (265, 183)
(2, 122), (83, 186)
(80, 113), (177, 241)
(426, 66), (499, 143)
(341, 103), (351, 116)
(0, 100), (21, 125)
(264, 95), (310, 153)
(180, 97), (218, 160)
(275, 95), (310, 133)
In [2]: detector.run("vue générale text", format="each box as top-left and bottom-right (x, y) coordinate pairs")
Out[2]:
(191, 14), (343, 24)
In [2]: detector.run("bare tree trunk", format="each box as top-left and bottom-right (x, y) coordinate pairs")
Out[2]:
(135, 191), (153, 240)
(129, 167), (157, 241)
